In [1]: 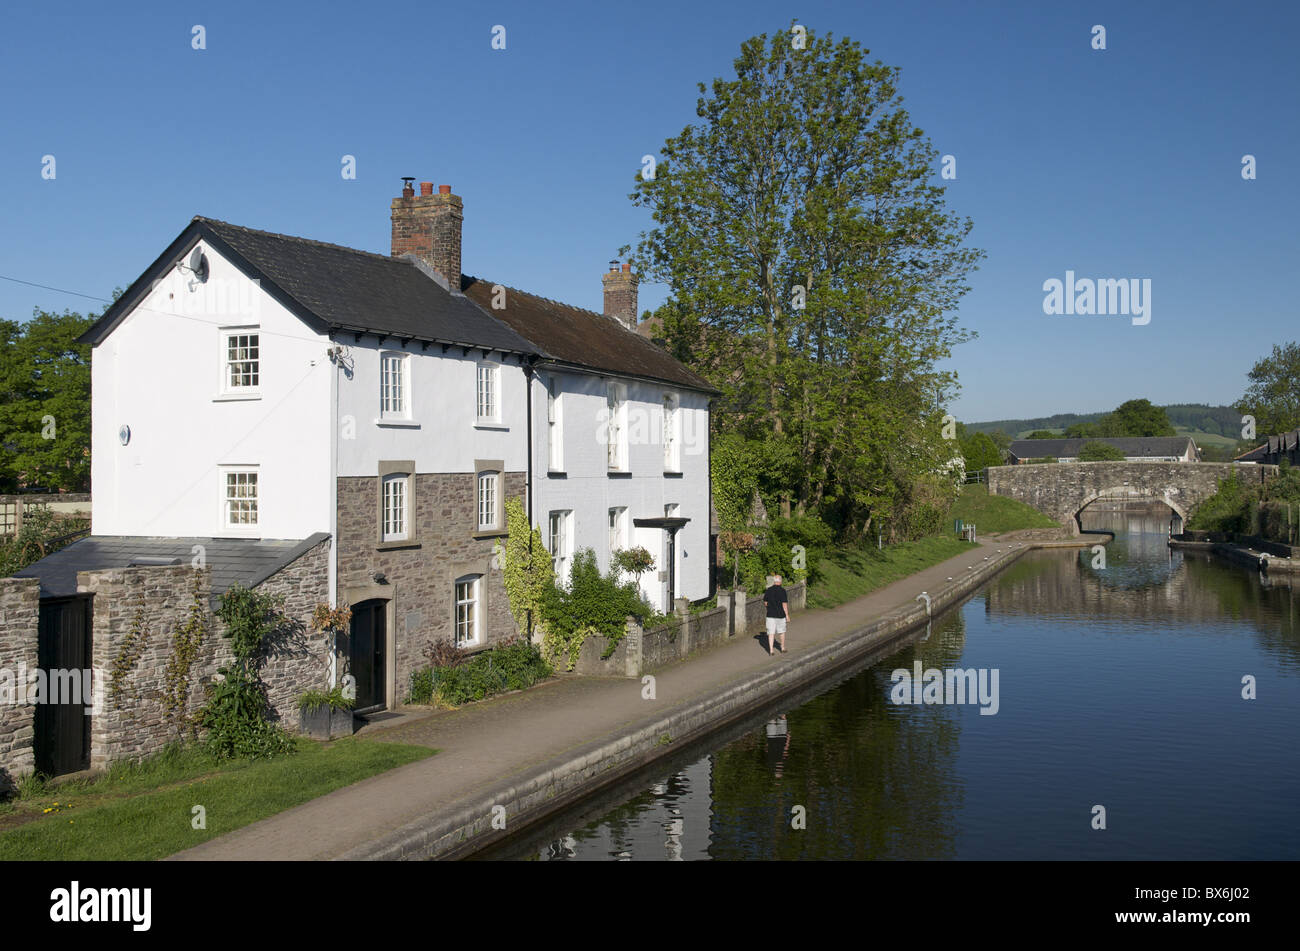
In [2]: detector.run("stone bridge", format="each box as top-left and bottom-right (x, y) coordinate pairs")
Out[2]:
(986, 462), (1277, 534)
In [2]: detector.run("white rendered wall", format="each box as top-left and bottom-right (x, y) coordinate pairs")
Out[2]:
(334, 341), (528, 477)
(531, 369), (711, 610)
(90, 240), (333, 539)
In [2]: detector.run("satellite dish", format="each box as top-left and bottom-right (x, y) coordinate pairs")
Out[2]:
(186, 247), (209, 283)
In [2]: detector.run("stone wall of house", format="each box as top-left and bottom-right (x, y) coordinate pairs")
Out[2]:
(83, 564), (219, 770)
(0, 578), (40, 791)
(337, 473), (524, 704)
(255, 537), (333, 728)
(82, 540), (333, 769)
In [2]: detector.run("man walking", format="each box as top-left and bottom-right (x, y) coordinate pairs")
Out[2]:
(763, 574), (790, 656)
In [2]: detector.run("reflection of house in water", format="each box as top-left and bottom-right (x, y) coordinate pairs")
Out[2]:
(541, 757), (714, 861)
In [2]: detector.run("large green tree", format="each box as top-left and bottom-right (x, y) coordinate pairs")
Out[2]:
(1064, 399), (1173, 439)
(1102, 398), (1176, 437)
(628, 27), (982, 536)
(0, 308), (95, 492)
(1235, 341), (1300, 438)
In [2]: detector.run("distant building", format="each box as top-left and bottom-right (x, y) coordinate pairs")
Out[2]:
(1235, 428), (1299, 465)
(1007, 436), (1200, 464)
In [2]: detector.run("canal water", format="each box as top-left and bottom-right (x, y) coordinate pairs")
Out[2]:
(485, 505), (1300, 860)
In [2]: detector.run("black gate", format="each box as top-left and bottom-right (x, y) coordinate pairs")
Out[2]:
(349, 599), (387, 714)
(34, 596), (92, 776)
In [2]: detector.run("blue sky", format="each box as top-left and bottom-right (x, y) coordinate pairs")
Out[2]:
(2, 0), (1295, 423)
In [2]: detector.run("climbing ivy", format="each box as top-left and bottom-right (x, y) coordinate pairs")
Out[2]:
(161, 570), (207, 738)
(109, 595), (148, 710)
(501, 496), (554, 641)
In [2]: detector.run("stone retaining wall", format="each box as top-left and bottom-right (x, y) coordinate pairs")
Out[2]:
(0, 537), (331, 783)
(0, 579), (40, 792)
(573, 581), (808, 678)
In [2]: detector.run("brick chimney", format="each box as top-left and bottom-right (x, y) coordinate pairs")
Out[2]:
(602, 260), (639, 331)
(391, 179), (463, 291)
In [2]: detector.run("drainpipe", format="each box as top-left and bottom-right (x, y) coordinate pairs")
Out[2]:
(707, 397), (715, 600)
(523, 358), (536, 640)
(523, 358), (535, 522)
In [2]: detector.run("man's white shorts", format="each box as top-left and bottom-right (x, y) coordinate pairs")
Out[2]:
(766, 617), (787, 636)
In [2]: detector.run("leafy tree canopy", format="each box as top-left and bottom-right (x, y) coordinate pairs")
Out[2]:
(627, 27), (983, 537)
(1077, 440), (1126, 461)
(1235, 341), (1300, 438)
(0, 308), (96, 492)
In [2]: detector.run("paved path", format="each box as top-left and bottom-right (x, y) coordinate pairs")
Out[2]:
(171, 536), (1039, 861)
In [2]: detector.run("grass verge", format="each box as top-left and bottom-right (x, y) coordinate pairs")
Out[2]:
(0, 736), (434, 860)
(808, 535), (979, 610)
(950, 484), (1059, 534)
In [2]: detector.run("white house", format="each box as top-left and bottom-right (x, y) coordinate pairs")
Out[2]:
(62, 177), (717, 715)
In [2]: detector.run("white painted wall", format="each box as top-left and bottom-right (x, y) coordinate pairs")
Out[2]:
(334, 340), (528, 476)
(90, 240), (333, 539)
(531, 369), (711, 611)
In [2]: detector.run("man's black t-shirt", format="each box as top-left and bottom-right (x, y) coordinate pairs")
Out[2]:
(763, 584), (789, 619)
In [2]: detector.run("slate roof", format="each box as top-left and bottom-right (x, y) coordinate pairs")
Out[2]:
(461, 277), (716, 392)
(1009, 436), (1197, 460)
(13, 533), (330, 603)
(79, 218), (535, 355)
(1235, 428), (1300, 462)
(78, 217), (716, 393)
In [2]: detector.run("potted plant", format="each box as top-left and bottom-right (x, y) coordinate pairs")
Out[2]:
(297, 685), (355, 740)
(300, 602), (355, 739)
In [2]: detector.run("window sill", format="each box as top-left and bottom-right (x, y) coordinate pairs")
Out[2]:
(546, 470), (567, 478)
(472, 529), (507, 540)
(374, 418), (421, 429)
(663, 470), (684, 478)
(474, 422), (509, 431)
(376, 539), (421, 551)
(607, 470), (632, 478)
(213, 392), (262, 402)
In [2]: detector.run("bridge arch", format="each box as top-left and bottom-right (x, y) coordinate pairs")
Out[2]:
(1072, 486), (1189, 529)
(985, 461), (1276, 535)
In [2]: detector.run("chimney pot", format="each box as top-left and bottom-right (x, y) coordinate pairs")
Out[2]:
(401, 177), (415, 198)
(391, 181), (465, 291)
(602, 260), (640, 331)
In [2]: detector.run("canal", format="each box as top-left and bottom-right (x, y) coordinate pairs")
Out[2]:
(483, 504), (1300, 860)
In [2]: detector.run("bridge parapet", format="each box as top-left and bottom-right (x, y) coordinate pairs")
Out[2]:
(986, 462), (1276, 534)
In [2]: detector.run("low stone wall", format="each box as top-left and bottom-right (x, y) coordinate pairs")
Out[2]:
(573, 582), (808, 678)
(0, 537), (332, 781)
(0, 579), (40, 792)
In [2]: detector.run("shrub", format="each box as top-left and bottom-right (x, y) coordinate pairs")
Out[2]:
(541, 549), (659, 668)
(408, 637), (552, 706)
(0, 507), (89, 577)
(200, 584), (295, 760)
(721, 515), (832, 594)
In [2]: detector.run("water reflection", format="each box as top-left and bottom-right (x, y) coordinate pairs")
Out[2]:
(500, 503), (1300, 860)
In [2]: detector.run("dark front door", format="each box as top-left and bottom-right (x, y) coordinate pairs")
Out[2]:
(350, 600), (387, 713)
(34, 596), (92, 776)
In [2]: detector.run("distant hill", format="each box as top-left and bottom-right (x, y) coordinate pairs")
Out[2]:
(967, 404), (1242, 440)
